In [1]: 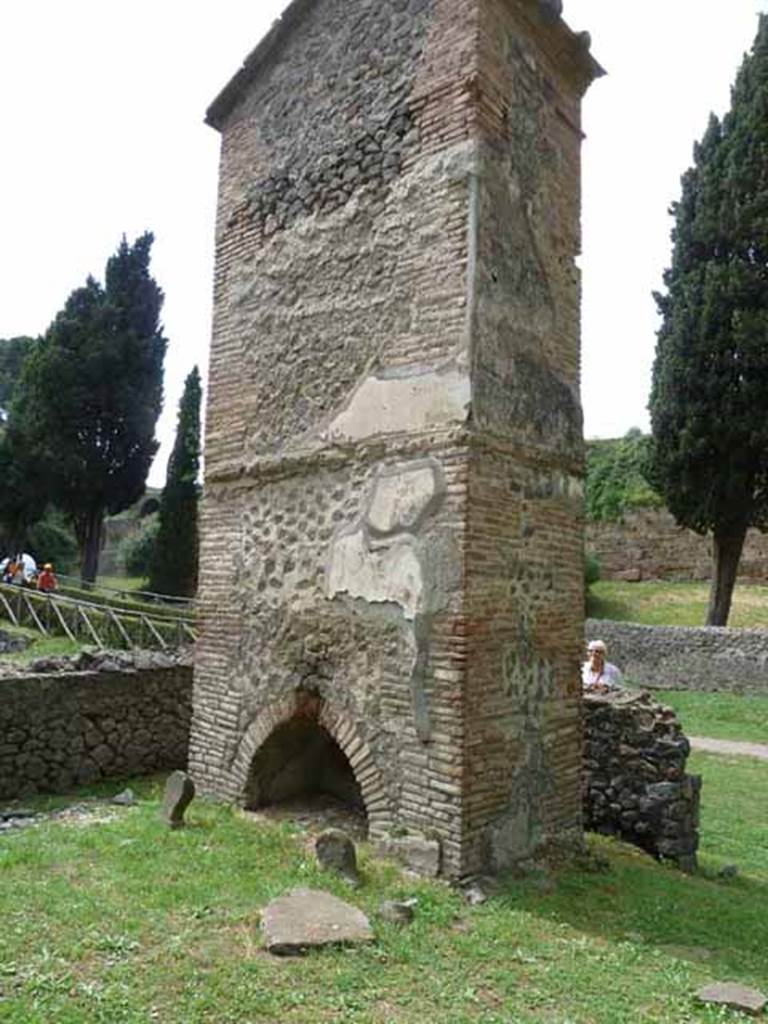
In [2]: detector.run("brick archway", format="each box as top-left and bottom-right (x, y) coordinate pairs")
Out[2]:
(231, 691), (393, 835)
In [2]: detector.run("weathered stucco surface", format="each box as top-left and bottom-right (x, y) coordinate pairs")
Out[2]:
(191, 0), (600, 877)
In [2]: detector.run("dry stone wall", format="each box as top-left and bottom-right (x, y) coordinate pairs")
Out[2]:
(587, 508), (768, 582)
(193, 0), (600, 878)
(0, 658), (191, 800)
(583, 690), (700, 870)
(585, 618), (768, 695)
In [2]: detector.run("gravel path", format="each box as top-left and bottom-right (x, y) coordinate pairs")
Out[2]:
(690, 736), (768, 761)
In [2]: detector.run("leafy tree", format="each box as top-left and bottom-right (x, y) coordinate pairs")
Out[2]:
(149, 366), (201, 597)
(586, 429), (661, 523)
(11, 234), (167, 583)
(26, 508), (78, 575)
(0, 432), (48, 552)
(648, 15), (768, 625)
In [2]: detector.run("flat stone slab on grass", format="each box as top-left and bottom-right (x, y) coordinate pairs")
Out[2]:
(697, 982), (767, 1016)
(262, 889), (374, 956)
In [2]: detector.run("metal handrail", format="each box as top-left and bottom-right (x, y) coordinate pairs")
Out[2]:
(0, 581), (197, 651)
(55, 573), (197, 608)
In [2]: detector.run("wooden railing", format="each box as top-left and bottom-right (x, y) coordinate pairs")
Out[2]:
(0, 583), (197, 651)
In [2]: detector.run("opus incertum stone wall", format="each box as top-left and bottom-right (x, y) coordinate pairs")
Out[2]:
(586, 618), (768, 696)
(0, 661), (192, 800)
(583, 690), (701, 871)
(190, 0), (602, 878)
(587, 508), (768, 583)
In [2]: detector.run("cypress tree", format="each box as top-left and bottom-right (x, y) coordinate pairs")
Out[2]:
(11, 234), (167, 582)
(149, 366), (201, 597)
(648, 15), (768, 625)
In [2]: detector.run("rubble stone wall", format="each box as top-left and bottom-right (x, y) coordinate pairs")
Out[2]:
(583, 690), (700, 870)
(587, 508), (768, 582)
(0, 665), (192, 800)
(585, 618), (768, 695)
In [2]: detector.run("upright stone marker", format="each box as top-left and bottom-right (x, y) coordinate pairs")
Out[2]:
(315, 829), (360, 884)
(191, 0), (603, 878)
(161, 770), (195, 829)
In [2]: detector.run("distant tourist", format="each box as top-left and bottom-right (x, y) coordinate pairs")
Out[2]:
(582, 639), (623, 691)
(10, 556), (26, 586)
(36, 563), (58, 594)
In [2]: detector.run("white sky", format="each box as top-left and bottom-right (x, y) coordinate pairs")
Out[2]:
(0, 1), (765, 486)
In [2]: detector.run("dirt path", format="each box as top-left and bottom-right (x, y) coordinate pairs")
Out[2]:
(690, 736), (768, 761)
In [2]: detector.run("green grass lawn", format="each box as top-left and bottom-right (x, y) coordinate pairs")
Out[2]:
(96, 576), (145, 594)
(1, 753), (765, 1023)
(0, 624), (82, 663)
(588, 580), (768, 628)
(657, 690), (768, 744)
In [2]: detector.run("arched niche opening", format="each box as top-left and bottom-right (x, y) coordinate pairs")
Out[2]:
(243, 716), (367, 828)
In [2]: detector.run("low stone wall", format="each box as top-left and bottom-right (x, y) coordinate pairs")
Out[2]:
(586, 618), (768, 695)
(0, 656), (192, 800)
(583, 689), (700, 870)
(586, 508), (768, 582)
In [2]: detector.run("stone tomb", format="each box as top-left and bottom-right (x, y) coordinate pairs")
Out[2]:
(190, 0), (602, 878)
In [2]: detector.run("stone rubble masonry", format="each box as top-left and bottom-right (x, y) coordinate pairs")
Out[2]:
(587, 507), (768, 583)
(586, 618), (768, 696)
(191, 0), (602, 878)
(583, 689), (700, 870)
(0, 664), (192, 800)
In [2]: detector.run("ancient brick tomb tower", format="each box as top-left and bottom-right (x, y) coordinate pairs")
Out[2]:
(190, 0), (602, 878)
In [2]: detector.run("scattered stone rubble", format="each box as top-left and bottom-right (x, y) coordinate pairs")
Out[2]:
(0, 629), (29, 654)
(583, 689), (701, 870)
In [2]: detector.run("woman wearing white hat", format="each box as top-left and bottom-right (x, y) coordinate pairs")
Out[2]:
(582, 639), (623, 690)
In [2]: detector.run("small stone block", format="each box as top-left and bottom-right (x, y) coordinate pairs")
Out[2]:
(161, 771), (195, 829)
(111, 788), (136, 806)
(261, 889), (374, 956)
(378, 900), (415, 925)
(375, 836), (441, 877)
(315, 829), (359, 884)
(697, 982), (767, 1016)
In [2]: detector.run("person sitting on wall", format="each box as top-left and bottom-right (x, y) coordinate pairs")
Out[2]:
(36, 563), (58, 594)
(582, 639), (623, 691)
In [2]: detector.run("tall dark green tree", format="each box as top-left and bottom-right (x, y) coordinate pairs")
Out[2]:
(0, 336), (35, 412)
(149, 366), (201, 597)
(648, 15), (768, 626)
(12, 234), (167, 582)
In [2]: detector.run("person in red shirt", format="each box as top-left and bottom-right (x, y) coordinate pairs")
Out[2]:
(37, 563), (58, 593)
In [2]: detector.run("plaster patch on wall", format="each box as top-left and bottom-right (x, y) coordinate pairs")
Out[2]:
(325, 459), (446, 742)
(327, 530), (424, 620)
(368, 463), (439, 536)
(326, 459), (444, 619)
(324, 363), (470, 444)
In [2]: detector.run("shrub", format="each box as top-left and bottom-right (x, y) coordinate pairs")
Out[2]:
(585, 552), (601, 588)
(121, 518), (159, 579)
(586, 429), (662, 523)
(24, 508), (78, 574)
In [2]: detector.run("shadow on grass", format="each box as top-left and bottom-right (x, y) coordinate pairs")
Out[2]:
(586, 588), (636, 622)
(493, 835), (768, 990)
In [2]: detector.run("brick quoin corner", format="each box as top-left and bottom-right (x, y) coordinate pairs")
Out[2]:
(190, 0), (603, 879)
